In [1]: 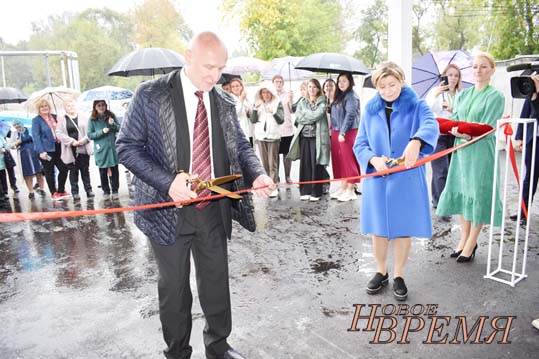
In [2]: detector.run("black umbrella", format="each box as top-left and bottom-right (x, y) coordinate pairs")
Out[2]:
(218, 73), (242, 85)
(295, 52), (370, 75)
(108, 47), (185, 77)
(0, 87), (27, 104)
(363, 74), (375, 89)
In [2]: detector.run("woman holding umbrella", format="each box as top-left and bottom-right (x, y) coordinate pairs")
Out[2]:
(31, 98), (71, 200)
(88, 100), (120, 199)
(354, 62), (438, 300)
(11, 120), (46, 199)
(425, 64), (462, 214)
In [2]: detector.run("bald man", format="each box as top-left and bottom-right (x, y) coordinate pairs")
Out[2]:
(117, 32), (274, 359)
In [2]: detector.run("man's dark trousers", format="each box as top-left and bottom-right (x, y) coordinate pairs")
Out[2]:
(521, 138), (539, 214)
(151, 201), (231, 359)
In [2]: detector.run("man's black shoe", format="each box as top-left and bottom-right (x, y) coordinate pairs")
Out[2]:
(207, 348), (246, 359)
(510, 214), (519, 221)
(366, 272), (388, 294)
(222, 348), (246, 359)
(393, 277), (408, 301)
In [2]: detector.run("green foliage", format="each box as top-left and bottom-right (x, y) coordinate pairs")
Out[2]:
(353, 0), (387, 68)
(132, 0), (192, 51)
(222, 0), (343, 60)
(431, 0), (488, 51)
(0, 1), (192, 94)
(488, 0), (539, 59)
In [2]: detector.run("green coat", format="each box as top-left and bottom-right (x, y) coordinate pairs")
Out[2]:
(436, 85), (504, 226)
(287, 96), (331, 166)
(87, 115), (120, 168)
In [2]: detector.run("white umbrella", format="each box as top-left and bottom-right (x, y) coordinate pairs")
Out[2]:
(223, 56), (270, 75)
(79, 86), (134, 122)
(24, 86), (80, 113)
(79, 86), (133, 102)
(262, 56), (313, 81)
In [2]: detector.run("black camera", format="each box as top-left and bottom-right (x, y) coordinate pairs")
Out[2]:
(506, 61), (539, 98)
(510, 77), (536, 98)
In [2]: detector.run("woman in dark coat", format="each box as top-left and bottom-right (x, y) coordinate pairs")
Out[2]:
(31, 98), (70, 200)
(12, 120), (46, 198)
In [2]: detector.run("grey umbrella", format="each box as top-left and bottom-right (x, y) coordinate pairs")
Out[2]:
(295, 52), (370, 75)
(108, 47), (185, 77)
(0, 87), (27, 104)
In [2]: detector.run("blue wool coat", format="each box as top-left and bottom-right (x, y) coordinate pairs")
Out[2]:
(353, 86), (439, 239)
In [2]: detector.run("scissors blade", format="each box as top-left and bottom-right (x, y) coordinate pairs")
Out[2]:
(386, 157), (405, 168)
(209, 185), (242, 199)
(211, 174), (242, 186)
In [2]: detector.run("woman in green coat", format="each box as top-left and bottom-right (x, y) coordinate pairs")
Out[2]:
(87, 100), (120, 198)
(287, 79), (330, 201)
(436, 52), (504, 262)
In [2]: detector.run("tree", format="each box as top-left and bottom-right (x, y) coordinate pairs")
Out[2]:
(132, 0), (192, 52)
(353, 0), (387, 68)
(488, 0), (539, 59)
(412, 2), (434, 57)
(25, 9), (135, 91)
(431, 0), (490, 51)
(220, 0), (343, 59)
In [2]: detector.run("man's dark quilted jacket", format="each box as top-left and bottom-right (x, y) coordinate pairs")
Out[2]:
(116, 71), (265, 245)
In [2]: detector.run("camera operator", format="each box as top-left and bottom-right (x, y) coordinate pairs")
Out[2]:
(512, 74), (539, 226)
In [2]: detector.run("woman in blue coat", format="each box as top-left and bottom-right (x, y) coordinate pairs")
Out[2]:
(353, 62), (438, 300)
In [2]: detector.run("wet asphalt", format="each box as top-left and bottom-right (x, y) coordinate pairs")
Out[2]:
(0, 158), (538, 359)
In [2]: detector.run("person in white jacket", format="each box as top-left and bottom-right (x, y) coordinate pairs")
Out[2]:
(229, 78), (253, 146)
(250, 87), (284, 197)
(425, 64), (462, 214)
(56, 99), (95, 200)
(272, 75), (295, 183)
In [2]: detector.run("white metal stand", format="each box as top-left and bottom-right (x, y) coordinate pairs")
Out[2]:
(485, 118), (536, 287)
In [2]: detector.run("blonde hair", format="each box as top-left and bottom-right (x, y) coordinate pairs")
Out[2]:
(372, 61), (406, 87)
(35, 98), (52, 113)
(474, 51), (496, 69)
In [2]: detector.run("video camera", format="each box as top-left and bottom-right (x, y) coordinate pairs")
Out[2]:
(507, 61), (539, 98)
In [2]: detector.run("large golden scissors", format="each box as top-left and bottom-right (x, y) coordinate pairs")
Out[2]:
(189, 174), (242, 199)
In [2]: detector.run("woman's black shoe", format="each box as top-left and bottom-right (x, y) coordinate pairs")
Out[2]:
(456, 244), (478, 263)
(450, 249), (463, 258)
(366, 272), (388, 294)
(393, 277), (408, 301)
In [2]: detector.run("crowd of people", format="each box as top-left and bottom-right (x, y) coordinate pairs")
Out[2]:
(0, 98), (121, 205)
(3, 29), (538, 357)
(220, 74), (362, 202)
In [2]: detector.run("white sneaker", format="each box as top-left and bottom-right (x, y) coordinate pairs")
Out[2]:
(338, 190), (358, 202)
(300, 195), (310, 201)
(269, 189), (279, 198)
(309, 196), (320, 202)
(533, 318), (539, 330)
(329, 188), (344, 199)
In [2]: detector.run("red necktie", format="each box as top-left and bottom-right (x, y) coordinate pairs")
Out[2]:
(192, 91), (211, 209)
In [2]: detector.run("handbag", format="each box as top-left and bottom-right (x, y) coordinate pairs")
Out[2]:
(4, 151), (16, 168)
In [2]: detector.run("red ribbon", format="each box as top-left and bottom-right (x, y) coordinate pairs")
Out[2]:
(500, 122), (528, 219)
(0, 127), (498, 223)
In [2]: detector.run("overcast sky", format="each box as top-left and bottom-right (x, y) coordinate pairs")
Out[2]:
(0, 0), (242, 52)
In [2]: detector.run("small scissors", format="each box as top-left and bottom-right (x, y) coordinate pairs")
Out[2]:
(385, 157), (405, 168)
(188, 174), (242, 200)
(380, 156), (404, 178)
